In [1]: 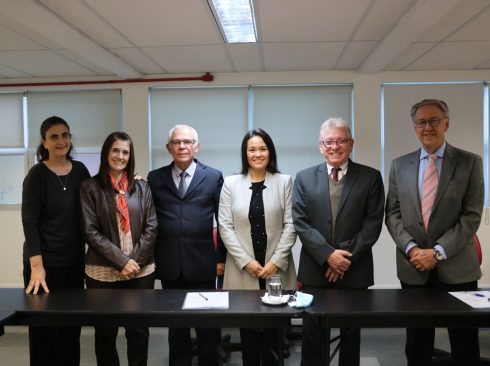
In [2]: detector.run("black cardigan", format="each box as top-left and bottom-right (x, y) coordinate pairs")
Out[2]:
(22, 160), (90, 266)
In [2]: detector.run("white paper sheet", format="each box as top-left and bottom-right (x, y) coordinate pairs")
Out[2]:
(182, 292), (229, 309)
(449, 291), (490, 308)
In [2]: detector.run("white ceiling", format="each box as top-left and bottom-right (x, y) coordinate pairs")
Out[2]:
(1, 0), (490, 80)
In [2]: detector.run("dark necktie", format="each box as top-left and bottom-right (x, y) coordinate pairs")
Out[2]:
(331, 167), (341, 182)
(178, 171), (188, 198)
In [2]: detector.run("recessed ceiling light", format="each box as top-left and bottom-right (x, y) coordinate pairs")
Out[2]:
(209, 0), (258, 43)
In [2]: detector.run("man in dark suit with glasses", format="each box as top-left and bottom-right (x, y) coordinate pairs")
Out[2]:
(293, 117), (385, 366)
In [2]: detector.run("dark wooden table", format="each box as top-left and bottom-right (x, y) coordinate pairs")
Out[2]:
(0, 288), (301, 327)
(305, 288), (490, 365)
(0, 288), (300, 365)
(2, 288), (490, 365)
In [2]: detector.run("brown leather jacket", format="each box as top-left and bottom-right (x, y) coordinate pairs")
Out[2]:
(80, 177), (157, 271)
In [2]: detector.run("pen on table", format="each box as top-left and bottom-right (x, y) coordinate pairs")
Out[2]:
(198, 292), (208, 301)
(472, 293), (486, 298)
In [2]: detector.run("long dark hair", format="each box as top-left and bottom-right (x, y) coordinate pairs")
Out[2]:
(36, 116), (73, 162)
(240, 128), (279, 174)
(95, 132), (135, 194)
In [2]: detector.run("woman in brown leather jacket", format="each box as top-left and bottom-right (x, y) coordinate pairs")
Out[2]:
(80, 131), (157, 366)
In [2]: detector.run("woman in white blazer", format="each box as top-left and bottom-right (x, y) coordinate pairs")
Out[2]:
(219, 128), (296, 366)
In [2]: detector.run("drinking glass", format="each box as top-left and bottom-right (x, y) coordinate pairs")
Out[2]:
(267, 274), (282, 297)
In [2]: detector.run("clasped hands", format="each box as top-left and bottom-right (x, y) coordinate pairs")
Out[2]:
(245, 260), (278, 279)
(120, 259), (140, 279)
(325, 249), (352, 282)
(408, 246), (437, 272)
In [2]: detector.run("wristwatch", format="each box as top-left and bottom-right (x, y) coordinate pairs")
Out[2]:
(433, 248), (445, 261)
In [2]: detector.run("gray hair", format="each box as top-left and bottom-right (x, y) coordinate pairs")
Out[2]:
(319, 117), (352, 140)
(167, 124), (199, 143)
(410, 99), (449, 121)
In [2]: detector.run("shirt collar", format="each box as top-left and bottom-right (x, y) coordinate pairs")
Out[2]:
(420, 142), (446, 161)
(172, 160), (197, 179)
(326, 160), (349, 175)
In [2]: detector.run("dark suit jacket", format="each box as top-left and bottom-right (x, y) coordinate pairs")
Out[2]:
(292, 160), (385, 288)
(148, 159), (225, 282)
(385, 143), (483, 285)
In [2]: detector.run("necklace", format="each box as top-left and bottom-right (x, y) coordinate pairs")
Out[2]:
(57, 174), (68, 191)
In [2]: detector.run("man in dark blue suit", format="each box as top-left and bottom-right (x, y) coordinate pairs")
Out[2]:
(148, 124), (225, 366)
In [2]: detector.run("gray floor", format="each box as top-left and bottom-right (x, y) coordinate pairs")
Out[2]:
(1, 326), (489, 365)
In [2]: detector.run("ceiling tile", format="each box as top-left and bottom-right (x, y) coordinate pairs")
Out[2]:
(0, 24), (46, 50)
(406, 41), (490, 70)
(352, 0), (414, 41)
(447, 6), (490, 41)
(384, 42), (437, 70)
(227, 44), (262, 72)
(0, 50), (98, 77)
(257, 0), (369, 42)
(39, 0), (133, 48)
(0, 12), (61, 49)
(263, 42), (344, 71)
(417, 0), (490, 42)
(476, 59), (490, 69)
(0, 63), (31, 78)
(336, 41), (378, 69)
(84, 0), (221, 47)
(142, 45), (233, 73)
(112, 48), (167, 74)
(56, 49), (114, 75)
(0, 0), (488, 78)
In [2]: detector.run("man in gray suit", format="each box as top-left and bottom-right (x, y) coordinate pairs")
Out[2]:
(293, 118), (385, 366)
(385, 99), (484, 366)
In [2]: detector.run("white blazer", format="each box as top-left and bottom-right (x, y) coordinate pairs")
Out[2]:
(219, 172), (297, 290)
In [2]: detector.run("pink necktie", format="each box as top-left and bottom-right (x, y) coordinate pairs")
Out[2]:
(422, 154), (438, 230)
(331, 167), (341, 182)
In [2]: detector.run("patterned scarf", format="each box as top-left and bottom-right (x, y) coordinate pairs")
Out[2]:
(110, 172), (130, 234)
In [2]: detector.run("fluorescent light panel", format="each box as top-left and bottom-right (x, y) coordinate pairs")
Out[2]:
(210, 0), (257, 43)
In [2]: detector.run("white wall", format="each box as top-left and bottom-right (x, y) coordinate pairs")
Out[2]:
(2, 69), (490, 288)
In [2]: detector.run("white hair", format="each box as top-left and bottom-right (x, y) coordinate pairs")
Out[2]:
(167, 124), (199, 143)
(319, 117), (352, 140)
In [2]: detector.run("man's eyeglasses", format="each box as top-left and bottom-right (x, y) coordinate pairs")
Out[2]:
(170, 139), (196, 147)
(413, 117), (446, 129)
(320, 139), (351, 148)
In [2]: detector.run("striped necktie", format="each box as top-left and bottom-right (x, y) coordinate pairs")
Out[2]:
(421, 154), (438, 230)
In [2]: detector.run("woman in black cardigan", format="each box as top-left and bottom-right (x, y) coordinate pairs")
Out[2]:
(22, 116), (90, 366)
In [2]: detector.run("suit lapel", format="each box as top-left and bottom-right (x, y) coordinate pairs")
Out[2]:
(317, 163), (332, 229)
(261, 171), (276, 223)
(336, 160), (357, 217)
(185, 161), (206, 198)
(242, 173), (253, 202)
(161, 164), (180, 197)
(433, 144), (456, 210)
(405, 151), (422, 215)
